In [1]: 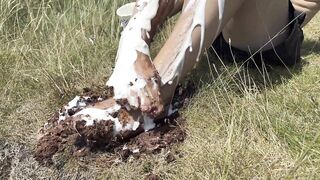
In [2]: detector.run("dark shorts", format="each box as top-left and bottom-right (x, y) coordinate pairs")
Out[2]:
(211, 1), (306, 67)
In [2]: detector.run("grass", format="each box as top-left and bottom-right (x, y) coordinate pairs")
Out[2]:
(0, 0), (319, 179)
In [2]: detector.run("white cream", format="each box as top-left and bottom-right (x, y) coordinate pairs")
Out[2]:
(105, 0), (162, 134)
(106, 0), (160, 109)
(216, 0), (225, 37)
(73, 106), (157, 133)
(58, 96), (89, 123)
(74, 107), (124, 133)
(72, 104), (143, 134)
(57, 95), (157, 135)
(64, 96), (81, 110)
(218, 0), (225, 22)
(58, 114), (66, 122)
(124, 121), (141, 131)
(159, 0), (226, 85)
(160, 0), (207, 85)
(143, 115), (156, 131)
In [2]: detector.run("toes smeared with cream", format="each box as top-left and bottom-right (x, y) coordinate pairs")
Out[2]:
(107, 0), (163, 116)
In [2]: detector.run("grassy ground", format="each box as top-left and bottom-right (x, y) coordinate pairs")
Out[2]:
(0, 0), (319, 179)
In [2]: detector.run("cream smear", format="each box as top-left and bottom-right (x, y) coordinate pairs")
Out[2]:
(160, 0), (207, 85)
(106, 0), (160, 109)
(160, 0), (225, 85)
(102, 0), (161, 133)
(58, 95), (152, 134)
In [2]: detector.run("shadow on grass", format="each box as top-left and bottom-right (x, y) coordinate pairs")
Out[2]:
(176, 37), (320, 107)
(185, 41), (319, 96)
(301, 38), (320, 56)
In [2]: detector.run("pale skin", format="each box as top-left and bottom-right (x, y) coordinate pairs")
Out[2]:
(105, 0), (319, 117)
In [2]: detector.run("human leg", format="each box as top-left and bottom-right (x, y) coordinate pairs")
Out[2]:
(291, 0), (320, 26)
(222, 0), (291, 52)
(214, 0), (306, 67)
(153, 0), (245, 106)
(107, 0), (184, 116)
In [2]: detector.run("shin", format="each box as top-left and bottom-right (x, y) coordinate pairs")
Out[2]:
(106, 0), (179, 110)
(154, 0), (245, 106)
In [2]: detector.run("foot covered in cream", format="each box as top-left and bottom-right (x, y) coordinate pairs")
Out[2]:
(106, 50), (164, 118)
(106, 0), (170, 118)
(132, 51), (164, 116)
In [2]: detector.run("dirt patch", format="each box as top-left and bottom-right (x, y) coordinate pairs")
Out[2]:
(35, 82), (194, 166)
(82, 86), (114, 101)
(145, 174), (160, 180)
(0, 143), (13, 180)
(35, 118), (118, 165)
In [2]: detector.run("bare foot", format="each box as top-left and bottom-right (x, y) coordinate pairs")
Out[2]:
(134, 51), (164, 117)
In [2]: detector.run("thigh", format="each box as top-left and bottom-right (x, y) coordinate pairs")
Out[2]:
(222, 0), (290, 52)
